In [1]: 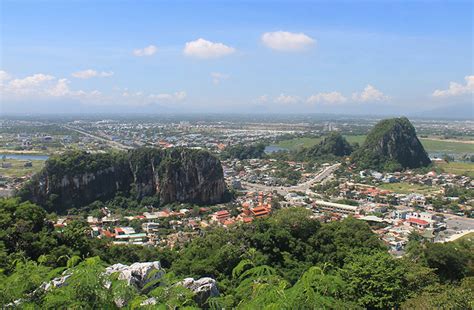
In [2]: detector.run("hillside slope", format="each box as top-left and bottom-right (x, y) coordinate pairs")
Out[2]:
(352, 117), (431, 171)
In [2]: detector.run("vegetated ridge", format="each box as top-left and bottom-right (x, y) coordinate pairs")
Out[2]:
(305, 132), (353, 159)
(352, 117), (431, 171)
(18, 147), (227, 213)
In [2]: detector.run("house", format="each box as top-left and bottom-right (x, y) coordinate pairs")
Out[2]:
(313, 200), (358, 215)
(392, 207), (411, 219)
(114, 227), (136, 235)
(407, 211), (436, 223)
(406, 218), (430, 229)
(142, 222), (160, 233)
(212, 210), (230, 223)
(251, 205), (270, 218)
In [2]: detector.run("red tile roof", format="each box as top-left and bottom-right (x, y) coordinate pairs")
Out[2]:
(407, 218), (429, 226)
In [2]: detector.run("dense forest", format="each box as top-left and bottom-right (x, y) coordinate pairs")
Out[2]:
(302, 132), (353, 160)
(222, 143), (266, 160)
(0, 199), (472, 308)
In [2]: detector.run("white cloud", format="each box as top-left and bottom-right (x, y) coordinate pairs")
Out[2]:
(432, 75), (474, 97)
(0, 70), (11, 84)
(307, 91), (347, 104)
(148, 91), (187, 102)
(184, 38), (235, 59)
(211, 72), (230, 84)
(72, 69), (114, 79)
(352, 85), (389, 102)
(274, 94), (300, 104)
(261, 31), (315, 51)
(133, 45), (158, 57)
(1, 71), (186, 108)
(8, 73), (55, 90)
(47, 78), (71, 97)
(1, 72), (100, 101)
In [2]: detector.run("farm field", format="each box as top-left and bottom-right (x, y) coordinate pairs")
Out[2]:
(0, 159), (45, 178)
(419, 138), (474, 155)
(378, 182), (442, 195)
(274, 137), (322, 150)
(436, 161), (474, 178)
(274, 135), (473, 156)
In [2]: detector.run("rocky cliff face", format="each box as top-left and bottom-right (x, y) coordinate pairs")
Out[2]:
(352, 117), (431, 171)
(19, 148), (227, 212)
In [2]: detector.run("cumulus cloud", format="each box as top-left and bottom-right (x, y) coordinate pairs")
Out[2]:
(8, 73), (55, 91)
(432, 75), (474, 97)
(0, 70), (12, 85)
(352, 85), (389, 102)
(1, 71), (187, 108)
(307, 91), (347, 104)
(261, 31), (315, 51)
(274, 94), (300, 104)
(184, 38), (235, 59)
(211, 72), (230, 84)
(72, 69), (114, 79)
(133, 45), (158, 57)
(1, 71), (101, 101)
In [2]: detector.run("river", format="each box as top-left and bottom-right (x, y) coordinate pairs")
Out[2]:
(0, 153), (49, 161)
(264, 145), (289, 154)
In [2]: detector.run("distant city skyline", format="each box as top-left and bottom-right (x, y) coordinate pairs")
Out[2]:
(0, 0), (472, 116)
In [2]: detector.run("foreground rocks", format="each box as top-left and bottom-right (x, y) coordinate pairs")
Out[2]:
(18, 261), (218, 308)
(140, 276), (219, 307)
(105, 261), (165, 289)
(178, 277), (220, 305)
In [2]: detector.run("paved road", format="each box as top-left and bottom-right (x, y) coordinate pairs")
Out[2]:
(63, 125), (133, 150)
(435, 214), (474, 242)
(444, 214), (474, 231)
(241, 163), (340, 195)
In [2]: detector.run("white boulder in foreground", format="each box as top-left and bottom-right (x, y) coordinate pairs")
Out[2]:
(105, 261), (164, 289)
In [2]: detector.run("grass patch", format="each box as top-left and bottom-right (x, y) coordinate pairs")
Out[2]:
(0, 159), (45, 178)
(274, 137), (322, 150)
(378, 182), (442, 195)
(455, 232), (474, 245)
(419, 138), (474, 154)
(344, 135), (366, 145)
(436, 161), (474, 178)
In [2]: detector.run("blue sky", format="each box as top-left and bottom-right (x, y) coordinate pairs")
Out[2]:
(1, 0), (472, 115)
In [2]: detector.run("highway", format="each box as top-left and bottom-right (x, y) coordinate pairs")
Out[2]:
(241, 163), (341, 195)
(63, 125), (133, 150)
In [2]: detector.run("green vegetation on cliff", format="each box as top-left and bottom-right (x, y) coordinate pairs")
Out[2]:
(18, 148), (227, 213)
(222, 143), (266, 159)
(352, 117), (431, 171)
(304, 132), (353, 159)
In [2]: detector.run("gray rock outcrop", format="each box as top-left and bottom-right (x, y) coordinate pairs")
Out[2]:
(178, 277), (219, 305)
(105, 261), (164, 289)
